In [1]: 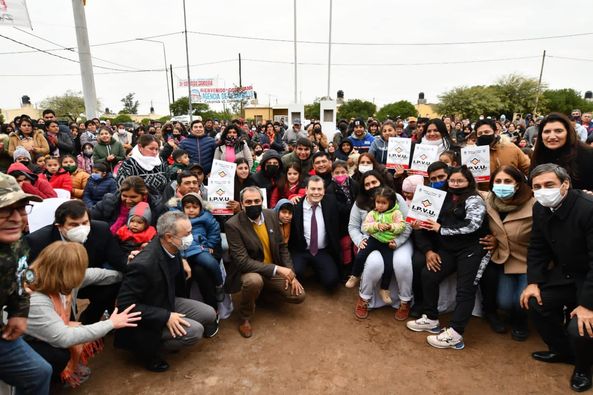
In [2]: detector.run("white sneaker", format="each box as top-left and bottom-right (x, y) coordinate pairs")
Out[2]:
(427, 327), (465, 350)
(345, 275), (360, 289)
(406, 314), (441, 333)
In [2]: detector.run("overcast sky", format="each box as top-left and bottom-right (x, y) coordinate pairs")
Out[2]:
(1, 0), (592, 116)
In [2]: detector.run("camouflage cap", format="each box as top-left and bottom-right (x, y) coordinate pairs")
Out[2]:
(0, 173), (42, 209)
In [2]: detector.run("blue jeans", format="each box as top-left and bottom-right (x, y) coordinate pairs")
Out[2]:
(0, 337), (52, 395)
(497, 272), (527, 312)
(188, 252), (223, 286)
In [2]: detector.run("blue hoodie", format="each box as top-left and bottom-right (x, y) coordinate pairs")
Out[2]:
(348, 132), (375, 153)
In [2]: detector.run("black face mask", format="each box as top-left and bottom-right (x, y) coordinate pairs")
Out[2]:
(265, 164), (279, 177)
(173, 134), (181, 139)
(449, 186), (469, 195)
(255, 149), (263, 155)
(477, 134), (495, 146)
(245, 204), (262, 220)
(367, 186), (379, 196)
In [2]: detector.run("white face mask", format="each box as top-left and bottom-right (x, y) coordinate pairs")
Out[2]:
(176, 234), (193, 251)
(422, 138), (443, 146)
(65, 225), (91, 244)
(358, 164), (373, 173)
(533, 188), (565, 208)
(118, 128), (126, 134)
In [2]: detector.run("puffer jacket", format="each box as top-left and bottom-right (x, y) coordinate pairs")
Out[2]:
(82, 174), (118, 208)
(368, 136), (389, 164)
(90, 191), (165, 226)
(7, 162), (56, 199)
(46, 168), (72, 192)
(183, 210), (221, 258)
(8, 130), (49, 157)
(179, 134), (216, 174)
(70, 168), (90, 199)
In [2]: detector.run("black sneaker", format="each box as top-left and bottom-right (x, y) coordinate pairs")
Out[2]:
(204, 315), (219, 338)
(485, 312), (506, 334)
(215, 286), (225, 303)
(145, 357), (169, 372)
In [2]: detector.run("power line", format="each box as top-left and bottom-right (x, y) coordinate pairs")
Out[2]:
(548, 55), (593, 63)
(14, 27), (143, 71)
(188, 30), (593, 46)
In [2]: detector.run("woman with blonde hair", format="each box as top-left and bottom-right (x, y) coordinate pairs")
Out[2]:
(25, 241), (141, 387)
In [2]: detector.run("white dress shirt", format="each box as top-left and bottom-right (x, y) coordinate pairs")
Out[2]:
(303, 198), (327, 251)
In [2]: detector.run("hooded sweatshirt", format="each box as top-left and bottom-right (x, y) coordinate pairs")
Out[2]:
(253, 149), (284, 203)
(7, 162), (57, 199)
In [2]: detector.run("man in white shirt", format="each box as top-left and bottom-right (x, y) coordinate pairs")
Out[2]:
(289, 176), (342, 291)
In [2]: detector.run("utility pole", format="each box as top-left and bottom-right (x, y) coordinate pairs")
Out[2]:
(293, 0), (298, 103)
(170, 64), (175, 102)
(182, 0), (192, 121)
(136, 38), (171, 115)
(326, 0), (333, 99)
(71, 0), (97, 119)
(239, 53), (243, 117)
(533, 50), (546, 116)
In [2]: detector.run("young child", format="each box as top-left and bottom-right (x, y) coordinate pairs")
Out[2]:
(346, 187), (407, 304)
(274, 198), (294, 244)
(401, 174), (425, 206)
(439, 150), (459, 168)
(270, 163), (306, 208)
(82, 163), (118, 208)
(168, 148), (190, 180)
(77, 142), (95, 174)
(115, 202), (157, 253)
(181, 192), (224, 301)
(45, 156), (73, 192)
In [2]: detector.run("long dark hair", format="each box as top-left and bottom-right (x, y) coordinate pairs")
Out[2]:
(355, 169), (387, 211)
(530, 112), (590, 183)
(234, 158), (255, 201)
(446, 165), (478, 209)
(423, 118), (454, 149)
(219, 124), (243, 147)
(276, 162), (303, 195)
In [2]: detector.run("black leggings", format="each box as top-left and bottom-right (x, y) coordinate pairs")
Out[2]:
(351, 237), (394, 290)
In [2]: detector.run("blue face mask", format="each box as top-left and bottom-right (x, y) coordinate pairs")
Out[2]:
(91, 173), (102, 181)
(492, 184), (516, 199)
(430, 180), (446, 189)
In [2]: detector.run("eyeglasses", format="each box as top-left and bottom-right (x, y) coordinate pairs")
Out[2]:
(0, 204), (33, 220)
(448, 179), (468, 185)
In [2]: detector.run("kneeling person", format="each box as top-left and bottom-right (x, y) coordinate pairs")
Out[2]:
(225, 187), (305, 338)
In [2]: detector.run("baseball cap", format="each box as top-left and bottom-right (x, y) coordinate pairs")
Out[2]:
(0, 173), (42, 209)
(293, 119), (301, 125)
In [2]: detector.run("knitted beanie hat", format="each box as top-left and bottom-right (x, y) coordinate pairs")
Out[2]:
(128, 201), (152, 226)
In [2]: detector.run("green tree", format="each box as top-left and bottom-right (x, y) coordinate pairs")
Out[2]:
(304, 99), (321, 120)
(436, 86), (502, 120)
(169, 97), (210, 116)
(541, 89), (593, 115)
(0, 111), (4, 124)
(158, 116), (172, 123)
(376, 100), (417, 121)
(491, 74), (543, 116)
(120, 92), (139, 114)
(112, 114), (133, 124)
(337, 99), (376, 120)
(140, 118), (152, 126)
(39, 90), (88, 121)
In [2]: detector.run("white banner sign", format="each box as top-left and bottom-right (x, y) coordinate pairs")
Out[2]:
(178, 78), (214, 88)
(191, 86), (255, 104)
(406, 185), (447, 225)
(386, 137), (412, 169)
(0, 0), (32, 29)
(409, 144), (439, 176)
(207, 178), (234, 215)
(210, 159), (237, 181)
(461, 145), (491, 182)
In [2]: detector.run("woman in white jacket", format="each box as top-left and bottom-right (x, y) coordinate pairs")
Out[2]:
(25, 241), (140, 387)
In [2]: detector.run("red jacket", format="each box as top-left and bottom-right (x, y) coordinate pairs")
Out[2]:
(270, 182), (305, 208)
(7, 162), (57, 199)
(46, 169), (73, 192)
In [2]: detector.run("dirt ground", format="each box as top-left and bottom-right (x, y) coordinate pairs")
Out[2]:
(57, 283), (577, 395)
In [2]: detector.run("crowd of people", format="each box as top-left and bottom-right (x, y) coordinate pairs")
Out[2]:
(1, 108), (592, 393)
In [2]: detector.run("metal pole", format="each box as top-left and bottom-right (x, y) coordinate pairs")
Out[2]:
(326, 0), (333, 99)
(293, 0), (298, 103)
(170, 64), (175, 102)
(71, 0), (97, 119)
(136, 39), (172, 116)
(239, 53), (243, 116)
(182, 0), (192, 121)
(533, 50), (546, 116)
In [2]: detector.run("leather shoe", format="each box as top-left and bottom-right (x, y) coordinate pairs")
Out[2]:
(145, 357), (169, 372)
(239, 320), (252, 338)
(571, 368), (592, 392)
(532, 351), (574, 364)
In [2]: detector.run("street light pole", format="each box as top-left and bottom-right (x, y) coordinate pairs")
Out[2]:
(136, 38), (172, 116)
(182, 0), (193, 122)
(293, 0), (298, 103)
(326, 0), (333, 99)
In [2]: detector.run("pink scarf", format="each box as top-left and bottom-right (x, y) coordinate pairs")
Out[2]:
(110, 204), (131, 235)
(225, 145), (236, 163)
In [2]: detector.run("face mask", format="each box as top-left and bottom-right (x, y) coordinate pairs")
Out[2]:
(63, 165), (77, 174)
(118, 128), (126, 134)
(20, 160), (30, 165)
(84, 149), (93, 157)
(245, 204), (262, 220)
(333, 175), (348, 185)
(534, 188), (564, 208)
(224, 136), (237, 146)
(91, 173), (102, 181)
(430, 180), (447, 189)
(65, 225), (91, 244)
(477, 134), (495, 146)
(255, 149), (263, 156)
(173, 134), (181, 139)
(358, 164), (373, 173)
(176, 234), (193, 251)
(492, 184), (516, 200)
(367, 186), (379, 196)
(448, 187), (468, 195)
(265, 164), (279, 177)
(314, 128), (322, 133)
